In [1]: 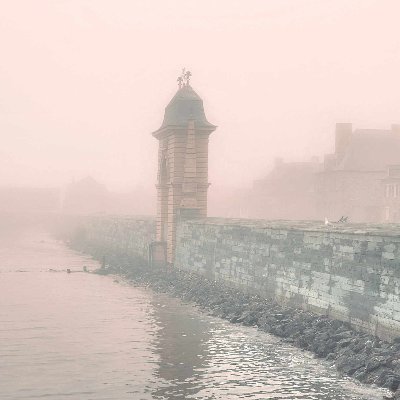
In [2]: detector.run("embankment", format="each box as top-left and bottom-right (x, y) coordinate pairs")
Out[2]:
(176, 218), (400, 342)
(65, 215), (400, 396)
(78, 244), (400, 396)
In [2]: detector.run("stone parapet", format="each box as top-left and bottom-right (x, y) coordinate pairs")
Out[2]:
(72, 215), (156, 264)
(175, 218), (400, 341)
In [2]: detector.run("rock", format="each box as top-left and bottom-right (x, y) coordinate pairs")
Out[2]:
(336, 354), (367, 376)
(337, 338), (353, 348)
(365, 356), (389, 373)
(385, 375), (400, 392)
(237, 310), (257, 325)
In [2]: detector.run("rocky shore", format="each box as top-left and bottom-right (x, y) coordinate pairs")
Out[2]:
(77, 244), (400, 399)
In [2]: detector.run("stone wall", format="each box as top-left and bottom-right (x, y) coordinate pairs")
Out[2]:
(74, 215), (156, 264)
(175, 218), (400, 341)
(68, 214), (400, 341)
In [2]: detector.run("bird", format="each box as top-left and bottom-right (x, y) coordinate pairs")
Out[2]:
(325, 217), (332, 226)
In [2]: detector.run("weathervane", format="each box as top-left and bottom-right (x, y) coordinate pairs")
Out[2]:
(177, 68), (192, 89)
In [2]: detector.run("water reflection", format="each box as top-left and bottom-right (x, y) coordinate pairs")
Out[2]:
(150, 297), (211, 399)
(149, 299), (387, 400)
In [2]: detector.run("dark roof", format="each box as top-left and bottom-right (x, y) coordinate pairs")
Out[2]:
(154, 85), (216, 132)
(68, 176), (108, 192)
(267, 161), (322, 180)
(336, 129), (400, 171)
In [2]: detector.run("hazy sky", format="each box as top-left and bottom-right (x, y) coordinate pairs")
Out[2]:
(0, 0), (399, 191)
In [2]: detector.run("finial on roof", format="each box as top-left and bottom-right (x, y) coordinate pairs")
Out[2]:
(184, 70), (191, 86)
(177, 68), (192, 89)
(177, 75), (183, 89)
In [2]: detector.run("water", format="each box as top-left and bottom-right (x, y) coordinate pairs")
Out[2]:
(0, 227), (389, 400)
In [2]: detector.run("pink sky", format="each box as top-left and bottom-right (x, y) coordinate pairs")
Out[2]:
(0, 0), (399, 192)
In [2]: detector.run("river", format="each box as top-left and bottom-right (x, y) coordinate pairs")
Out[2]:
(0, 226), (389, 399)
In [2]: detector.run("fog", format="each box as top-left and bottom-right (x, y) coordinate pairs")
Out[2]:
(1, 0), (399, 217)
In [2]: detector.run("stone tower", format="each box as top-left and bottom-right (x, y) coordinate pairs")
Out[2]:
(152, 72), (216, 263)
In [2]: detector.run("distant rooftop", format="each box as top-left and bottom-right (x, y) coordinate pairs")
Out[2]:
(335, 128), (400, 171)
(267, 159), (322, 179)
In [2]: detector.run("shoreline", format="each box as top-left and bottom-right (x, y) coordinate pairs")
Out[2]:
(75, 244), (400, 399)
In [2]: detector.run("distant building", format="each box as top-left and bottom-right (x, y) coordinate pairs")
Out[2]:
(247, 123), (400, 223)
(63, 176), (110, 214)
(62, 177), (155, 216)
(316, 123), (400, 223)
(249, 157), (322, 220)
(0, 186), (60, 213)
(382, 165), (400, 222)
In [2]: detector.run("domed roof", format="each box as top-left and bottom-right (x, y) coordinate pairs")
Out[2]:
(154, 85), (216, 134)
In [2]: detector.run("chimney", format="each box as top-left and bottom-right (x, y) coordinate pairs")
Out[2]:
(335, 123), (352, 160)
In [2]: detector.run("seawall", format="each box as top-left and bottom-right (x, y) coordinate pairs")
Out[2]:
(67, 215), (156, 265)
(176, 218), (400, 342)
(67, 215), (400, 342)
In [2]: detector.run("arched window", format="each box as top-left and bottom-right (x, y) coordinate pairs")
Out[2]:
(158, 153), (169, 185)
